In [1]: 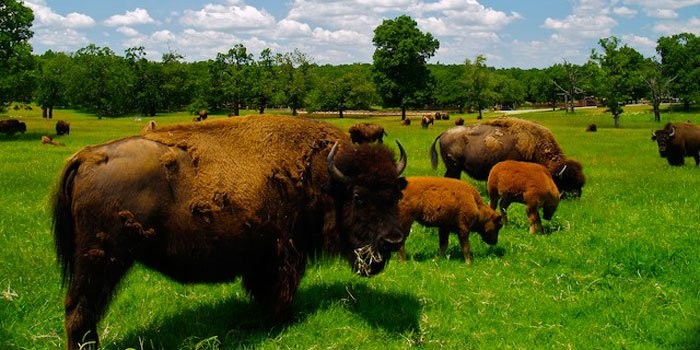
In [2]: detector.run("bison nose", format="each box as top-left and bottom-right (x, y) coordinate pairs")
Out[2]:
(380, 229), (405, 250)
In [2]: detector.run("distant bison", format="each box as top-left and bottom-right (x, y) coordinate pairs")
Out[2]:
(53, 115), (408, 349)
(585, 124), (597, 132)
(141, 120), (157, 134)
(194, 110), (208, 122)
(348, 123), (387, 144)
(397, 176), (502, 264)
(454, 117), (465, 126)
(487, 160), (560, 234)
(651, 122), (700, 166)
(0, 119), (26, 136)
(401, 118), (411, 126)
(56, 120), (70, 136)
(421, 114), (434, 128)
(430, 117), (585, 198)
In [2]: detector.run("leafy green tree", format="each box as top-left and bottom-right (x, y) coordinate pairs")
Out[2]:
(308, 64), (377, 117)
(67, 44), (133, 117)
(372, 15), (439, 120)
(430, 64), (467, 112)
(35, 50), (70, 118)
(160, 50), (194, 111)
(463, 54), (495, 119)
(641, 58), (676, 122)
(275, 49), (313, 116)
(493, 74), (526, 110)
(656, 33), (700, 110)
(125, 46), (163, 116)
(215, 44), (253, 116)
(591, 36), (645, 127)
(250, 48), (276, 114)
(0, 0), (35, 111)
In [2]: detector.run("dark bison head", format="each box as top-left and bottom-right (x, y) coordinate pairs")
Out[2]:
(651, 127), (674, 158)
(553, 159), (585, 199)
(328, 141), (407, 277)
(476, 211), (503, 246)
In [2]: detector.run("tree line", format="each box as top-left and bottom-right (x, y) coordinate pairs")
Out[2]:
(1, 2), (698, 126)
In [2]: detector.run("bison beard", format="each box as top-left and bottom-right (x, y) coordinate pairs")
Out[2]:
(52, 115), (407, 350)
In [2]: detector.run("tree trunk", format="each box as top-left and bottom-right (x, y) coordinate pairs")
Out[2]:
(401, 105), (406, 121)
(42, 106), (48, 119)
(613, 113), (620, 128)
(653, 103), (661, 122)
(338, 108), (344, 118)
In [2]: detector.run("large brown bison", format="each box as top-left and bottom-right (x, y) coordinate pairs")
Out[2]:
(348, 122), (388, 143)
(0, 118), (26, 136)
(430, 117), (585, 198)
(651, 122), (700, 166)
(487, 160), (560, 234)
(397, 176), (502, 264)
(53, 115), (408, 350)
(56, 120), (70, 135)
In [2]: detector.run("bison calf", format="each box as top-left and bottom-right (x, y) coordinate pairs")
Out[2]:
(487, 160), (560, 234)
(398, 176), (503, 264)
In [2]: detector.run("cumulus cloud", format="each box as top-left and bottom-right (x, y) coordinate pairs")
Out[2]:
(653, 16), (700, 34)
(180, 3), (276, 30)
(104, 8), (156, 27)
(25, 1), (95, 29)
(613, 6), (637, 17)
(116, 26), (141, 37)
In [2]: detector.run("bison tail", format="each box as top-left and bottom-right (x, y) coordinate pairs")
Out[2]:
(430, 133), (443, 169)
(52, 157), (81, 287)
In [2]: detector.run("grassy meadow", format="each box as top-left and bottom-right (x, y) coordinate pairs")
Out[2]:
(1, 105), (698, 349)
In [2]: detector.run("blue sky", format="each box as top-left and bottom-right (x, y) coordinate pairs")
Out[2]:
(25, 0), (700, 68)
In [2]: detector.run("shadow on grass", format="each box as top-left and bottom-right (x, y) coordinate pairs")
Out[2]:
(110, 281), (421, 349)
(405, 243), (505, 263)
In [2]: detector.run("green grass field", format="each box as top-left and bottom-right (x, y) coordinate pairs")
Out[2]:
(1, 106), (698, 349)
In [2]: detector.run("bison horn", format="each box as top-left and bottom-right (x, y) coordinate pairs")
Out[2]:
(327, 142), (351, 184)
(556, 164), (568, 177)
(395, 140), (407, 176)
(669, 126), (675, 137)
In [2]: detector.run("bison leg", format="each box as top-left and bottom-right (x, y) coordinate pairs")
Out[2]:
(438, 227), (450, 258)
(498, 198), (511, 225)
(526, 206), (543, 234)
(242, 238), (306, 321)
(65, 244), (133, 350)
(693, 152), (699, 166)
(443, 167), (462, 179)
(455, 227), (472, 264)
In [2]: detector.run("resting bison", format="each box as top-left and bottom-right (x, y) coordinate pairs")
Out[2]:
(454, 117), (465, 126)
(194, 110), (208, 122)
(401, 118), (411, 126)
(0, 118), (26, 136)
(397, 176), (502, 264)
(487, 161), (560, 234)
(56, 120), (70, 136)
(421, 114), (434, 128)
(53, 115), (408, 350)
(585, 123), (597, 132)
(430, 117), (585, 198)
(348, 122), (388, 144)
(651, 122), (700, 166)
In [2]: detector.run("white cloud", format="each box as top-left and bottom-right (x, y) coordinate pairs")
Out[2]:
(180, 3), (276, 30)
(646, 8), (679, 19)
(653, 16), (700, 34)
(25, 1), (95, 29)
(104, 8), (156, 27)
(116, 26), (141, 37)
(613, 6), (637, 17)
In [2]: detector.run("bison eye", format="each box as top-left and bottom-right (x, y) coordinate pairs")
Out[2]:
(353, 192), (364, 206)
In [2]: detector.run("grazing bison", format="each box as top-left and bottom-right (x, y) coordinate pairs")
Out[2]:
(397, 176), (502, 264)
(487, 161), (560, 234)
(430, 117), (585, 198)
(348, 122), (388, 144)
(454, 117), (465, 126)
(0, 118), (26, 136)
(585, 123), (597, 132)
(53, 115), (408, 350)
(401, 118), (411, 126)
(651, 122), (700, 166)
(56, 120), (70, 136)
(421, 114), (434, 128)
(194, 110), (208, 122)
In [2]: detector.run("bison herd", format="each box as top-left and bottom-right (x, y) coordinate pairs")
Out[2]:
(47, 113), (699, 350)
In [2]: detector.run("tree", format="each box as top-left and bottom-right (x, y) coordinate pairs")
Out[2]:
(35, 50), (70, 118)
(549, 61), (587, 113)
(0, 0), (35, 111)
(126, 46), (163, 116)
(308, 64), (377, 117)
(372, 15), (439, 120)
(463, 54), (495, 119)
(656, 33), (700, 110)
(641, 58), (676, 122)
(160, 49), (194, 111)
(250, 48), (276, 114)
(591, 36), (645, 127)
(275, 49), (313, 116)
(215, 44), (253, 116)
(430, 64), (467, 112)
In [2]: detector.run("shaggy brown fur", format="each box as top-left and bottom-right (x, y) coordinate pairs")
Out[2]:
(430, 117), (585, 198)
(585, 123), (597, 132)
(0, 118), (26, 136)
(56, 120), (70, 135)
(140, 120), (157, 134)
(53, 114), (407, 350)
(401, 118), (411, 126)
(454, 117), (464, 126)
(651, 122), (700, 166)
(487, 160), (560, 234)
(397, 176), (502, 264)
(348, 122), (387, 143)
(42, 135), (65, 146)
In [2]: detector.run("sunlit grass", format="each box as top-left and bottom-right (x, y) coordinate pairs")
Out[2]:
(1, 105), (698, 349)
